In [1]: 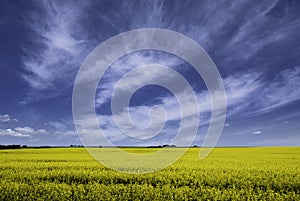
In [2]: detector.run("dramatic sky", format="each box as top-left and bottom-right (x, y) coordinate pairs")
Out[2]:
(0, 0), (300, 146)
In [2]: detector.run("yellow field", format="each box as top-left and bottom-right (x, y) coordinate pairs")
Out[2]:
(0, 147), (299, 200)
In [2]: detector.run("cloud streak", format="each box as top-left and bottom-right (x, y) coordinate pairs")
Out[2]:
(21, 0), (92, 100)
(244, 67), (300, 116)
(96, 51), (184, 106)
(0, 126), (47, 138)
(0, 114), (10, 122)
(21, 0), (300, 102)
(94, 65), (300, 145)
(252, 130), (262, 135)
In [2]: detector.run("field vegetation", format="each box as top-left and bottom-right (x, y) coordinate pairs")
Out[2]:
(0, 147), (299, 200)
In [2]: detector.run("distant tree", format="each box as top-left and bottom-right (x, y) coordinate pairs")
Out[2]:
(147, 145), (162, 148)
(162, 144), (176, 148)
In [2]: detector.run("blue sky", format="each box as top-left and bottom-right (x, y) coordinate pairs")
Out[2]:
(0, 0), (300, 146)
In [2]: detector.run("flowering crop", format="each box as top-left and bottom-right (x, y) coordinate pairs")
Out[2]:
(0, 147), (299, 200)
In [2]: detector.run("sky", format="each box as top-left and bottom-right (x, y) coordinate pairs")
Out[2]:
(0, 0), (300, 146)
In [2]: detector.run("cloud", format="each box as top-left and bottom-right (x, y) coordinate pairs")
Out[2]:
(224, 123), (230, 127)
(244, 67), (300, 116)
(252, 130), (262, 135)
(0, 114), (10, 122)
(196, 66), (300, 118)
(93, 65), (300, 145)
(95, 51), (184, 106)
(14, 126), (34, 133)
(0, 114), (19, 123)
(157, 0), (300, 65)
(20, 0), (300, 103)
(0, 126), (48, 138)
(47, 121), (68, 131)
(14, 126), (48, 135)
(21, 0), (92, 100)
(274, 111), (300, 122)
(49, 122), (77, 137)
(0, 129), (30, 138)
(92, 69), (261, 145)
(222, 0), (287, 61)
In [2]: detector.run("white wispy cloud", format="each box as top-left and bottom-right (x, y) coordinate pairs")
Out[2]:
(226, 2), (299, 64)
(14, 126), (34, 133)
(92, 69), (259, 145)
(93, 65), (300, 145)
(47, 121), (77, 137)
(169, 0), (299, 64)
(252, 130), (262, 135)
(21, 0), (299, 102)
(273, 111), (300, 123)
(15, 126), (47, 135)
(0, 126), (47, 138)
(0, 114), (18, 123)
(96, 51), (184, 106)
(0, 114), (10, 122)
(0, 129), (30, 138)
(21, 0), (91, 99)
(245, 67), (300, 116)
(224, 123), (230, 127)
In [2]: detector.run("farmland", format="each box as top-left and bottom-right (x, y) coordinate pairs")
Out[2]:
(0, 147), (299, 200)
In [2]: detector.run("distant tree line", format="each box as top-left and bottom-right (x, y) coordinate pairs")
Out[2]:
(0, 145), (87, 149)
(0, 145), (22, 149)
(0, 144), (198, 149)
(0, 145), (52, 149)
